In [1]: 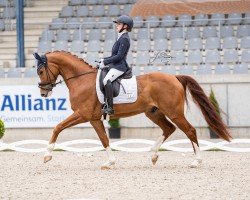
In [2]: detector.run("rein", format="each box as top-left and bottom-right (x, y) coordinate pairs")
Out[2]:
(65, 70), (96, 82)
(39, 70), (96, 91)
(38, 57), (96, 91)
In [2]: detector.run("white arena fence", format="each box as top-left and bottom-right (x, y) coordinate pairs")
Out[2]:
(0, 139), (250, 153)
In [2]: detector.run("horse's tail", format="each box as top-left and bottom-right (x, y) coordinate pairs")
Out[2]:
(176, 75), (232, 142)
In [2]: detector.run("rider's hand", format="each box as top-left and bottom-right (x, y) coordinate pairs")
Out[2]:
(99, 59), (107, 69)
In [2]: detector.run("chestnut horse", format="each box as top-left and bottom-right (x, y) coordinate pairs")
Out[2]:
(34, 51), (231, 169)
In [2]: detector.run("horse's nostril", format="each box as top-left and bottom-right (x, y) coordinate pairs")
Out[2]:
(41, 94), (46, 97)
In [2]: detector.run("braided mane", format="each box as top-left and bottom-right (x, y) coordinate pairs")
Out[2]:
(45, 51), (94, 68)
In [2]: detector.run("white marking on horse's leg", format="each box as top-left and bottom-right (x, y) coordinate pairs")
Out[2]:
(190, 143), (202, 168)
(44, 143), (55, 163)
(106, 115), (110, 122)
(101, 146), (115, 170)
(151, 135), (165, 165)
(151, 135), (165, 152)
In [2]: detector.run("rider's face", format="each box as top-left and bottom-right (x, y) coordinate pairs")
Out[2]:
(116, 23), (127, 32)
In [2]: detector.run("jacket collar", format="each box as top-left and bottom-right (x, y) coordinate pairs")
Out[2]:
(117, 30), (127, 40)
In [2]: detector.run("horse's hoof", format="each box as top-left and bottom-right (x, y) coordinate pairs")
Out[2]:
(44, 155), (52, 163)
(101, 165), (111, 170)
(151, 154), (159, 165)
(101, 160), (115, 170)
(189, 159), (201, 168)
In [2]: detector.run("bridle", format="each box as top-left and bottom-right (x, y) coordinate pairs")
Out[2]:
(37, 55), (95, 92)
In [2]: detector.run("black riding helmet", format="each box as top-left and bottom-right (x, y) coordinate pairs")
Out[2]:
(113, 15), (133, 32)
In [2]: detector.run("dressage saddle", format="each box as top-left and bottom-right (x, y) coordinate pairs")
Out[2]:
(99, 67), (133, 97)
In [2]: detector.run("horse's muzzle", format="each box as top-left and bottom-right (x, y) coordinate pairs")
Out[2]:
(41, 93), (47, 97)
(40, 89), (52, 98)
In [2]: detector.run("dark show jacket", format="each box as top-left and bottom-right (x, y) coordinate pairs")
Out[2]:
(103, 32), (130, 72)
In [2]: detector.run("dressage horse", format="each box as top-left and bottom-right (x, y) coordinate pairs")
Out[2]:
(34, 51), (231, 169)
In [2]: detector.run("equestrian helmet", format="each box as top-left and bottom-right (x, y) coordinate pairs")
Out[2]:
(113, 15), (133, 31)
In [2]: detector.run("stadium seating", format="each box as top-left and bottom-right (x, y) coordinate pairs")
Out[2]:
(223, 49), (238, 64)
(0, 19), (5, 31)
(40, 29), (56, 41)
(152, 28), (167, 39)
(146, 15), (160, 28)
(209, 13), (225, 25)
(161, 15), (176, 27)
(161, 66), (176, 74)
(187, 50), (203, 65)
(1, 0), (250, 76)
(87, 40), (101, 52)
(194, 14), (208, 26)
(205, 37), (220, 50)
(38, 41), (52, 53)
(137, 39), (151, 51)
(76, 6), (89, 17)
(186, 27), (200, 39)
(179, 65), (194, 75)
(60, 6), (74, 18)
(70, 40), (84, 53)
(205, 50), (221, 64)
(222, 37), (238, 49)
(214, 64), (231, 74)
(54, 40), (68, 51)
(67, 17), (81, 29)
(220, 25), (234, 38)
(187, 38), (203, 50)
(72, 29), (87, 41)
(177, 14), (192, 27)
(23, 67), (37, 77)
(236, 25), (250, 38)
(0, 67), (5, 78)
(88, 29), (102, 41)
(241, 36), (250, 49)
(233, 63), (249, 74)
(57, 29), (71, 41)
(136, 51), (150, 66)
(153, 39), (168, 52)
(170, 38), (185, 51)
(196, 64), (212, 75)
(203, 26), (217, 38)
(50, 18), (65, 29)
(103, 39), (115, 52)
(69, 0), (84, 6)
(227, 13), (242, 25)
(170, 27), (184, 39)
(7, 67), (22, 78)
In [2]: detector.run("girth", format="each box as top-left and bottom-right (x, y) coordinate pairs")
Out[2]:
(99, 67), (133, 97)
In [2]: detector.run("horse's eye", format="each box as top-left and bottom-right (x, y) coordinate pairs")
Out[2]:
(39, 71), (43, 75)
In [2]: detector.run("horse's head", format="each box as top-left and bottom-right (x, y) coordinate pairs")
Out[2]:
(33, 52), (60, 97)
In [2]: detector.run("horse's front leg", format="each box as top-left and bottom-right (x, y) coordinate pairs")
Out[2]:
(90, 120), (115, 170)
(44, 111), (85, 163)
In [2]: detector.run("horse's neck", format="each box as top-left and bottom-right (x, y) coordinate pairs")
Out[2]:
(50, 54), (92, 80)
(52, 55), (96, 89)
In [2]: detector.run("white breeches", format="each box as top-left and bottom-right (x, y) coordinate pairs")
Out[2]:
(103, 68), (124, 86)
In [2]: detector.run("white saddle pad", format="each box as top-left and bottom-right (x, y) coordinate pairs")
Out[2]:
(96, 70), (138, 104)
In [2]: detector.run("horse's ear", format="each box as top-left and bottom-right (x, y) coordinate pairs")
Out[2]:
(33, 52), (42, 62)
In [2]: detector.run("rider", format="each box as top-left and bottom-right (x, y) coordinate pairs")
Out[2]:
(99, 15), (133, 115)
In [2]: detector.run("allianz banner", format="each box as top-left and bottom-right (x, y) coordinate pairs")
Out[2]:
(0, 85), (90, 128)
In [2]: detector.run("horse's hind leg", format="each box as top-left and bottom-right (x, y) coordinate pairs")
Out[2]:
(171, 116), (202, 168)
(90, 120), (115, 170)
(145, 109), (176, 165)
(44, 111), (85, 163)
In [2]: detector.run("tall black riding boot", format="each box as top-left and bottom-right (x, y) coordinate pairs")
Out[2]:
(103, 80), (114, 115)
